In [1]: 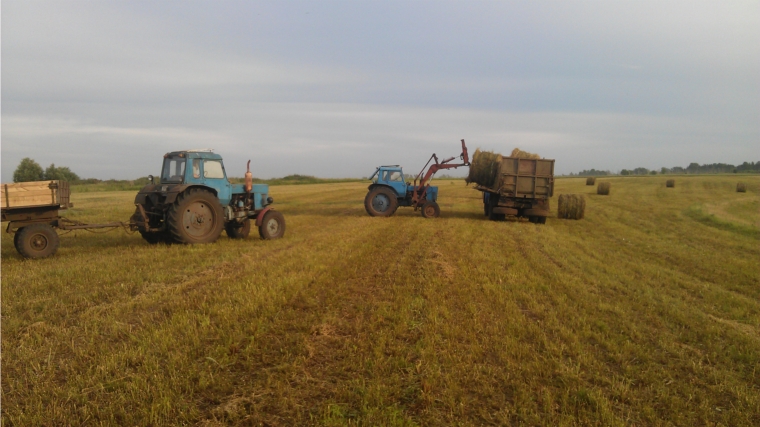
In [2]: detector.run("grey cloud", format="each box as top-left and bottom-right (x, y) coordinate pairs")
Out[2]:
(2, 1), (758, 181)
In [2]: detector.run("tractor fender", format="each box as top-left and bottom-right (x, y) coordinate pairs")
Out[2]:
(138, 184), (218, 206)
(367, 183), (396, 193)
(255, 207), (274, 226)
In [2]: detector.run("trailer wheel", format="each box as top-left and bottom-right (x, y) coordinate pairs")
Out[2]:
(528, 216), (547, 224)
(167, 188), (225, 244)
(258, 210), (285, 240)
(15, 224), (59, 259)
(226, 218), (251, 239)
(421, 201), (440, 218)
(364, 187), (398, 217)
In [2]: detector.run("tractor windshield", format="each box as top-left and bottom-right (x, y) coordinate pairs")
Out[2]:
(161, 157), (186, 183)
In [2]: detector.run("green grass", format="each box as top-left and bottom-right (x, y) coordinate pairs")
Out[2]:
(2, 175), (759, 425)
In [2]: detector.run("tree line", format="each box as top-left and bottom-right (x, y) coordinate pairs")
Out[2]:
(13, 158), (81, 183)
(569, 161), (760, 177)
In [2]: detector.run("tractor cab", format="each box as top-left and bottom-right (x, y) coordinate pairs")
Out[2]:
(370, 165), (407, 196)
(160, 150), (232, 204)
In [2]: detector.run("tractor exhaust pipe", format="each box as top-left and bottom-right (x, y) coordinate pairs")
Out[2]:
(245, 160), (253, 193)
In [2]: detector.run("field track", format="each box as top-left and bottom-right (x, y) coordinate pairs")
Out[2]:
(2, 175), (759, 425)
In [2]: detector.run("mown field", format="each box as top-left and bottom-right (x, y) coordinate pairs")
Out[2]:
(2, 175), (759, 426)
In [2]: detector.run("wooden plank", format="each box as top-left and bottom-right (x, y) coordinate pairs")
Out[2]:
(1, 181), (59, 209)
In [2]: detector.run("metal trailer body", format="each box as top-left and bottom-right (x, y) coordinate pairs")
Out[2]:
(476, 157), (555, 223)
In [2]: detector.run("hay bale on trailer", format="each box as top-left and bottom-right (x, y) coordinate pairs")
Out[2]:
(597, 181), (611, 195)
(557, 194), (585, 220)
(586, 177), (596, 185)
(510, 148), (541, 159)
(737, 182), (747, 193)
(466, 149), (503, 187)
(666, 179), (675, 188)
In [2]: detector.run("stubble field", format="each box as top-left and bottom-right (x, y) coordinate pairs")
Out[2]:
(2, 175), (759, 426)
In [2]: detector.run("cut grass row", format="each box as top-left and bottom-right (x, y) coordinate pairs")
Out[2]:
(2, 175), (759, 425)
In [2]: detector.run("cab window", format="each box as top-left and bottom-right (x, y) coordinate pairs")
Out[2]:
(161, 157), (186, 183)
(384, 171), (403, 181)
(204, 160), (225, 179)
(192, 159), (201, 178)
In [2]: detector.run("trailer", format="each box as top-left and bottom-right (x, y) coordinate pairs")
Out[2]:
(474, 156), (555, 223)
(1, 180), (130, 258)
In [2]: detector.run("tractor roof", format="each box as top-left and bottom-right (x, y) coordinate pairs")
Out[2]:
(164, 150), (223, 160)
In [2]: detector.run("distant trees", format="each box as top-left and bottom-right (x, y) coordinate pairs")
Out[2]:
(13, 158), (80, 183)
(593, 161), (759, 177)
(13, 158), (45, 182)
(575, 169), (610, 176)
(44, 163), (80, 182)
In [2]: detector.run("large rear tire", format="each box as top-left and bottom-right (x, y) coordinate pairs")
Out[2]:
(15, 224), (59, 259)
(167, 189), (225, 244)
(421, 201), (440, 218)
(258, 210), (286, 240)
(226, 218), (251, 239)
(364, 187), (398, 217)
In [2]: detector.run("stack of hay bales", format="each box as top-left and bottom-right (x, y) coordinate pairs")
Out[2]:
(737, 183), (747, 193)
(597, 181), (611, 195)
(666, 179), (675, 188)
(466, 149), (503, 187)
(509, 148), (541, 159)
(467, 147), (543, 187)
(558, 194), (585, 220)
(586, 177), (596, 185)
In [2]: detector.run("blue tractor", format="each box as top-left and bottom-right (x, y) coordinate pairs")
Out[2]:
(131, 149), (285, 244)
(364, 140), (469, 218)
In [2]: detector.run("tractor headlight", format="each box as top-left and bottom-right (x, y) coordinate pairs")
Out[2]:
(267, 197), (274, 204)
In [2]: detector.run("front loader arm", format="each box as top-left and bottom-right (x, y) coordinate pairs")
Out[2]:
(411, 139), (471, 206)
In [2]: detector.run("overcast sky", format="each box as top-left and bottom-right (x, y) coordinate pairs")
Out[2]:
(2, 1), (758, 180)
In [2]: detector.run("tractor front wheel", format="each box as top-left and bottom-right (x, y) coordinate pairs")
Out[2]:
(226, 218), (251, 239)
(421, 201), (440, 218)
(15, 224), (60, 259)
(364, 187), (398, 217)
(167, 189), (225, 244)
(258, 210), (286, 240)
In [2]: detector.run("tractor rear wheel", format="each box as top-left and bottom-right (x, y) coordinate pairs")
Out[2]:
(226, 218), (251, 239)
(364, 187), (398, 217)
(15, 224), (59, 259)
(167, 189), (225, 244)
(258, 210), (285, 240)
(421, 201), (440, 218)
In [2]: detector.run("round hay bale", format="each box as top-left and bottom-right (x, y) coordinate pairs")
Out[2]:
(666, 179), (675, 188)
(557, 194), (585, 220)
(586, 177), (596, 185)
(736, 182), (747, 193)
(509, 148), (540, 159)
(597, 181), (611, 195)
(466, 149), (502, 187)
